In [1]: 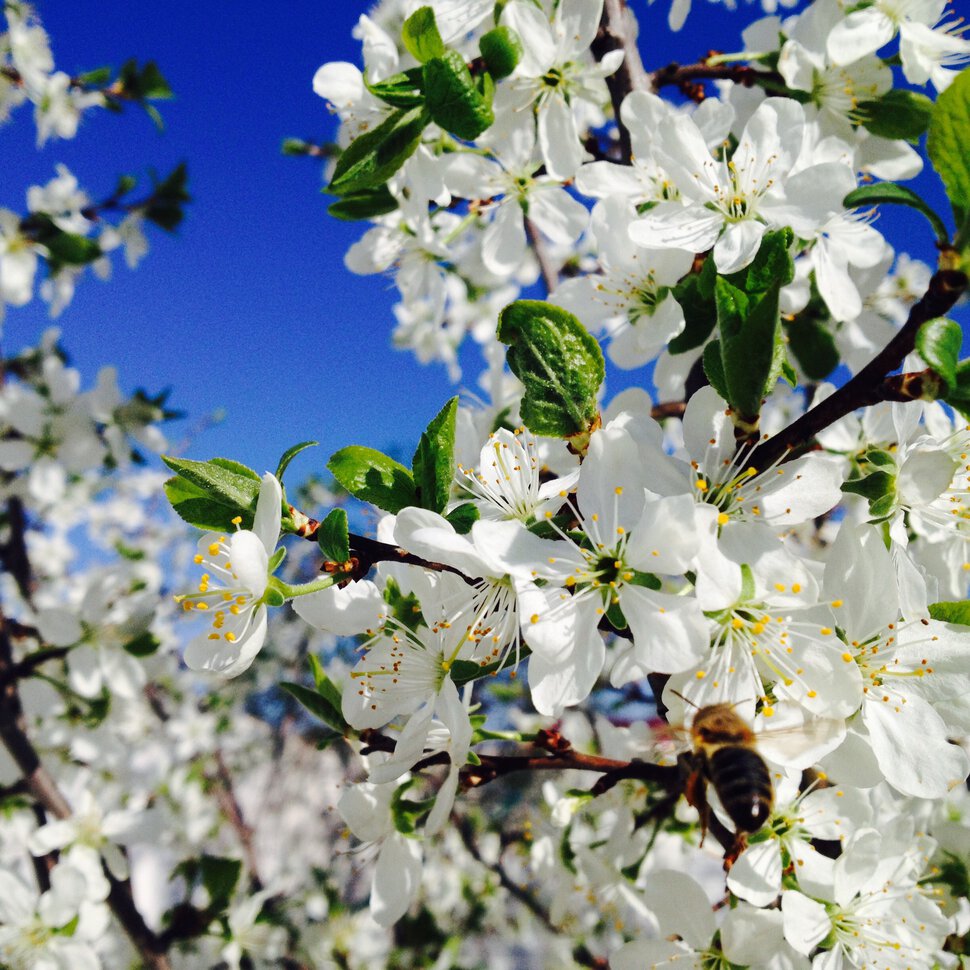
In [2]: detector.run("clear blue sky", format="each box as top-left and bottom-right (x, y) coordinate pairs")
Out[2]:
(3, 1), (960, 484)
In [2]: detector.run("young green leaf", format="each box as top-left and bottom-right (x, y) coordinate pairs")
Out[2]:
(402, 6), (446, 63)
(928, 600), (970, 625)
(275, 440), (318, 483)
(280, 680), (349, 734)
(857, 89), (932, 142)
(479, 26), (522, 79)
(412, 397), (458, 514)
(927, 64), (970, 235)
(423, 49), (494, 140)
(915, 317), (962, 392)
(366, 67), (426, 108)
(327, 446), (418, 513)
(784, 315), (839, 381)
(317, 508), (351, 563)
(844, 182), (950, 247)
(328, 106), (429, 196)
(445, 501), (479, 534)
(162, 455), (261, 531)
(668, 257), (717, 354)
(328, 185), (399, 221)
(497, 300), (604, 440)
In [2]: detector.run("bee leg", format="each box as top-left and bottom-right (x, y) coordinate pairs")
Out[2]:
(683, 769), (709, 844)
(722, 831), (748, 871)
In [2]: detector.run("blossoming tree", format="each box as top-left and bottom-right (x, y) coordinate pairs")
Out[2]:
(3, 0), (970, 967)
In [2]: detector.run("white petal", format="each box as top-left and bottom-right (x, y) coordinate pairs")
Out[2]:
(371, 833), (422, 926)
(538, 93), (584, 181)
(292, 579), (384, 636)
(727, 839), (783, 905)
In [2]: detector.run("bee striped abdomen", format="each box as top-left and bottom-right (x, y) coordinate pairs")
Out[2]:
(707, 746), (773, 834)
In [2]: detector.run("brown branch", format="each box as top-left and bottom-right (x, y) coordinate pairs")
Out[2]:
(524, 217), (559, 295)
(592, 0), (650, 164)
(746, 268), (969, 471)
(650, 60), (768, 97)
(209, 750), (264, 892)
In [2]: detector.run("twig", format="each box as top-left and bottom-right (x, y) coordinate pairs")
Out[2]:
(524, 217), (560, 295)
(210, 750), (264, 892)
(592, 0), (650, 164)
(746, 268), (969, 470)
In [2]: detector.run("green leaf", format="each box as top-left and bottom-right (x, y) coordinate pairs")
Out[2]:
(713, 230), (794, 420)
(280, 680), (349, 734)
(327, 446), (418, 513)
(317, 508), (350, 563)
(412, 397), (458, 514)
(857, 89), (933, 142)
(423, 49), (494, 140)
(479, 26), (522, 79)
(163, 456), (261, 530)
(198, 856), (242, 910)
(275, 440), (317, 483)
(328, 106), (429, 196)
(928, 600), (970, 625)
(143, 162), (190, 232)
(668, 256), (717, 354)
(402, 6), (446, 63)
(844, 182), (950, 246)
(43, 230), (102, 267)
(497, 300), (604, 440)
(76, 65), (112, 87)
(785, 315), (839, 380)
(702, 339), (729, 402)
(927, 65), (970, 230)
(915, 317), (962, 393)
(123, 631), (160, 657)
(327, 184), (398, 221)
(366, 67), (426, 107)
(944, 358), (970, 418)
(445, 502), (479, 534)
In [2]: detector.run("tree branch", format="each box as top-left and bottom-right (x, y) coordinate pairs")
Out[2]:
(746, 268), (969, 470)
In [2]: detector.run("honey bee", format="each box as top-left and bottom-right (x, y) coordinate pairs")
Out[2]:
(681, 702), (773, 841)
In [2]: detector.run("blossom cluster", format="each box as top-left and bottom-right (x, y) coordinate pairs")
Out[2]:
(1, 0), (970, 968)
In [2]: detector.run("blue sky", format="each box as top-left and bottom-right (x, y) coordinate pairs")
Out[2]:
(4, 1), (962, 485)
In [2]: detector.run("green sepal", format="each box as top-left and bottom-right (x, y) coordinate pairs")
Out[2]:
(275, 440), (317, 484)
(25, 214), (102, 269)
(928, 600), (970, 625)
(163, 456), (261, 532)
(327, 446), (418, 514)
(423, 48), (495, 140)
(391, 779), (433, 834)
(327, 106), (429, 196)
(445, 502), (479, 534)
(280, 677), (349, 735)
(605, 597), (627, 631)
(784, 315), (839, 381)
(123, 631), (160, 657)
(915, 317), (962, 393)
(479, 26), (522, 79)
(668, 256), (717, 354)
(864, 448), (896, 468)
(625, 570), (661, 590)
(497, 300), (604, 440)
(842, 469), (896, 500)
(383, 577), (424, 632)
(868, 493), (897, 519)
(856, 89), (933, 142)
(317, 508), (350, 564)
(366, 66), (426, 107)
(327, 185), (399, 221)
(450, 643), (530, 686)
(402, 6), (446, 63)
(412, 397), (458, 514)
(927, 65), (970, 238)
(843, 182), (950, 247)
(263, 587), (286, 608)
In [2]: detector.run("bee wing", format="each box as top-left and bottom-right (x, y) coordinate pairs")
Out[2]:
(754, 707), (845, 770)
(645, 718), (691, 764)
